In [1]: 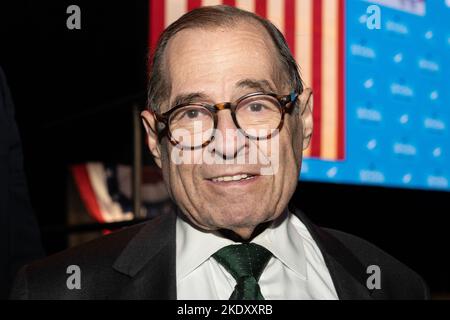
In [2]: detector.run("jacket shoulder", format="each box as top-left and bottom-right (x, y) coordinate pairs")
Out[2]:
(322, 227), (430, 299)
(10, 220), (148, 299)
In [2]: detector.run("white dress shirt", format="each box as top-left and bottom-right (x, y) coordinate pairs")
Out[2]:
(176, 211), (339, 300)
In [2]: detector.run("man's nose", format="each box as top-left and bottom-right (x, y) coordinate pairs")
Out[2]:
(209, 110), (246, 160)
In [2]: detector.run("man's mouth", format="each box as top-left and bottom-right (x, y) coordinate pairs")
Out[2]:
(209, 173), (257, 183)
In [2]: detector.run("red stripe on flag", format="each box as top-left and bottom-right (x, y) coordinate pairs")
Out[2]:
(149, 0), (165, 51)
(188, 0), (202, 10)
(255, 0), (267, 18)
(311, 0), (322, 157)
(71, 165), (105, 223)
(222, 0), (236, 6)
(337, 0), (345, 160)
(149, 0), (165, 55)
(284, 0), (296, 57)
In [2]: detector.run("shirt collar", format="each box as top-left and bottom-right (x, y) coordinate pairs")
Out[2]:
(252, 211), (307, 280)
(176, 215), (234, 281)
(176, 210), (307, 282)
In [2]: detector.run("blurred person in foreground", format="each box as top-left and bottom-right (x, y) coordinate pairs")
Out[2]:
(11, 6), (429, 300)
(0, 66), (44, 299)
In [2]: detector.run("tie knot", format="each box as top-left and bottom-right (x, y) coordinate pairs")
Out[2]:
(212, 243), (272, 281)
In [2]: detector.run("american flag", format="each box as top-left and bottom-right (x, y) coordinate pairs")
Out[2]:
(149, 0), (346, 161)
(71, 163), (171, 223)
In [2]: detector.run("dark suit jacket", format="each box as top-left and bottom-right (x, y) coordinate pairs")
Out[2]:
(10, 203), (429, 300)
(0, 67), (44, 299)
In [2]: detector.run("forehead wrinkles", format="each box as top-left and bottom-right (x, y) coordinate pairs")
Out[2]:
(164, 23), (284, 93)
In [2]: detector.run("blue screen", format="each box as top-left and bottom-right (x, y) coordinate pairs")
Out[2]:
(301, 0), (450, 191)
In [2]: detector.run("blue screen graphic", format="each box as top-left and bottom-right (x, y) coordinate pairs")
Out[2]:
(301, 0), (450, 191)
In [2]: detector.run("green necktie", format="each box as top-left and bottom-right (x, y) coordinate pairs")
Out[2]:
(212, 243), (272, 300)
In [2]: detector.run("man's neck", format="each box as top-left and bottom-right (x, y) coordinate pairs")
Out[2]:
(218, 220), (273, 243)
(176, 207), (289, 243)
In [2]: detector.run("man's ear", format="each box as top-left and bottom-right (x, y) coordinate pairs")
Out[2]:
(141, 110), (162, 168)
(298, 88), (313, 150)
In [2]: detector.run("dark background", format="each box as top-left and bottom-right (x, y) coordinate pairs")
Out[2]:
(0, 1), (449, 296)
(0, 0), (148, 249)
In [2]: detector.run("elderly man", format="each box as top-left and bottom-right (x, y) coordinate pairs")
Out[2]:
(11, 5), (428, 300)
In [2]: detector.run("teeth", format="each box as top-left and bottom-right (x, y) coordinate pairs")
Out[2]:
(232, 174), (244, 181)
(212, 174), (253, 182)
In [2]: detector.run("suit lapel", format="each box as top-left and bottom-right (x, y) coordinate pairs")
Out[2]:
(289, 204), (375, 300)
(112, 211), (177, 299)
(110, 203), (375, 299)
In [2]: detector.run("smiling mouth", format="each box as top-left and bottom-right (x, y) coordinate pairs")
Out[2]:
(209, 173), (257, 183)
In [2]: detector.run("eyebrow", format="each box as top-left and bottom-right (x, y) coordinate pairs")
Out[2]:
(235, 79), (276, 93)
(168, 79), (276, 111)
(170, 92), (210, 110)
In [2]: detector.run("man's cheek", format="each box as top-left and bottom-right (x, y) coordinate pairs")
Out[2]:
(255, 131), (280, 176)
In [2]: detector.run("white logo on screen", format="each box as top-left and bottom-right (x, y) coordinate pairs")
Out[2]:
(365, 0), (426, 16)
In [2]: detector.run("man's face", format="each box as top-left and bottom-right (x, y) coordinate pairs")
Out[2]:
(142, 22), (313, 239)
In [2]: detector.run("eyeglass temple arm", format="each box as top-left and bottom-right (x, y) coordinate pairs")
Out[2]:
(141, 111), (169, 143)
(280, 91), (299, 111)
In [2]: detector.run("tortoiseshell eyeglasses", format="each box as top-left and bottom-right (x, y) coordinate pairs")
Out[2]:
(152, 91), (299, 150)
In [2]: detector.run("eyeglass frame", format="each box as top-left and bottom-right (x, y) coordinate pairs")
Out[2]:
(152, 90), (300, 150)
